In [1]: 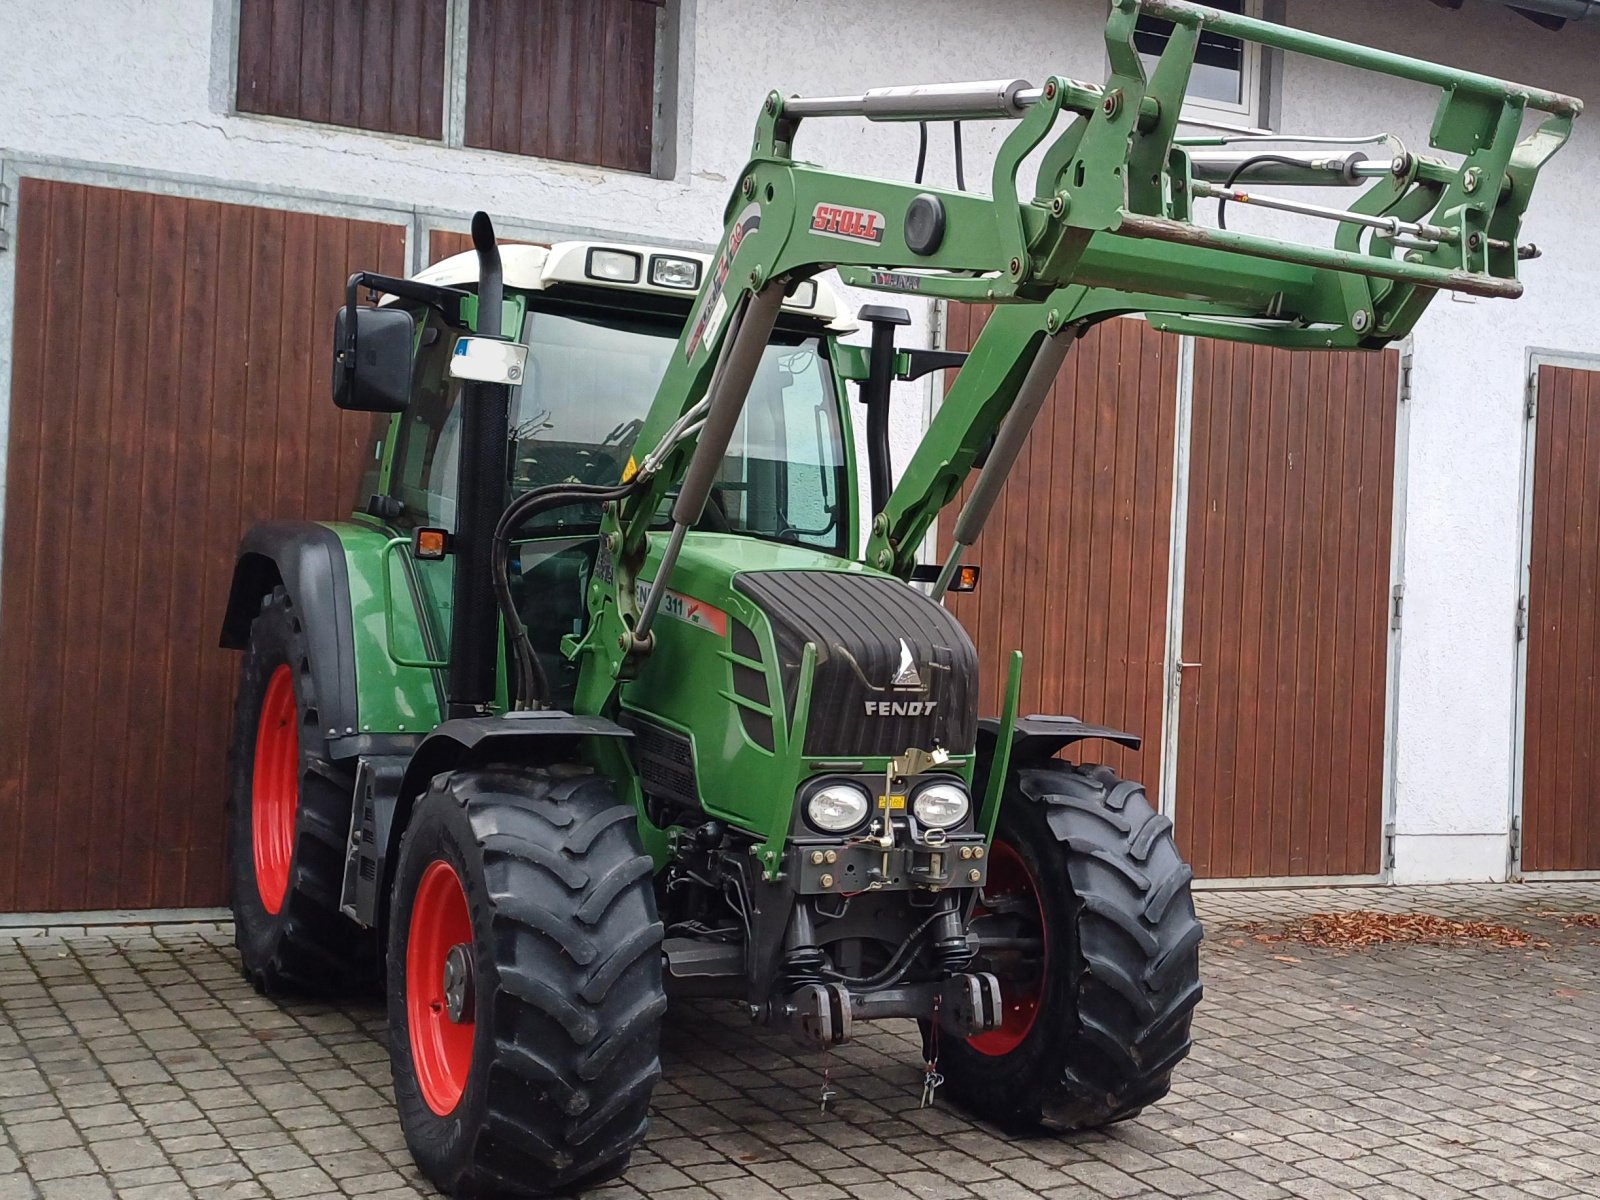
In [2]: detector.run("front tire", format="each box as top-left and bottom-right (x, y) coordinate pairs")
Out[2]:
(226, 586), (370, 994)
(388, 765), (666, 1197)
(941, 762), (1203, 1131)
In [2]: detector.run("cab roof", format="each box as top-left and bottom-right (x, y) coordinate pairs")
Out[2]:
(407, 241), (857, 333)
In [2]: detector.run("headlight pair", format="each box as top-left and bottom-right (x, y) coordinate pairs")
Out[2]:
(803, 778), (970, 833)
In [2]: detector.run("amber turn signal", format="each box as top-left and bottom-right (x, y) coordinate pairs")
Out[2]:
(413, 528), (451, 560)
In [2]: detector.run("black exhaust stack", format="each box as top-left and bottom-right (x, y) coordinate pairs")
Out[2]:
(448, 212), (511, 718)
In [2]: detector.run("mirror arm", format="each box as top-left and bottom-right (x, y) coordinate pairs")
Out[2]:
(338, 270), (473, 392)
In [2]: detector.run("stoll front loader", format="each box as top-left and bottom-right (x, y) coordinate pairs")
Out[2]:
(218, 2), (1577, 1195)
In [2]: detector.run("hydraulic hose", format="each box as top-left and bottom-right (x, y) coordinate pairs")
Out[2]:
(1216, 153), (1335, 230)
(492, 478), (643, 709)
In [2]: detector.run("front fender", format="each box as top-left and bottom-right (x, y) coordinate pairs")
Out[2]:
(974, 713), (1142, 802)
(368, 713), (635, 928)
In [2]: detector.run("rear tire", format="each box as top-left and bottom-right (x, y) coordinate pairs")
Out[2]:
(388, 764), (665, 1198)
(227, 586), (371, 994)
(940, 762), (1203, 1131)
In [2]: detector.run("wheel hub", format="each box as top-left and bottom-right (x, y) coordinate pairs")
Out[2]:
(443, 943), (474, 1023)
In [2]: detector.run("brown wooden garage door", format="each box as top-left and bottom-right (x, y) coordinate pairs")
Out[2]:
(1174, 342), (1398, 878)
(1521, 362), (1600, 871)
(0, 178), (405, 912)
(940, 307), (1397, 876)
(939, 308), (1181, 794)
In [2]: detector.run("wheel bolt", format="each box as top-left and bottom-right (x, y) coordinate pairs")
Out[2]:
(443, 944), (474, 1024)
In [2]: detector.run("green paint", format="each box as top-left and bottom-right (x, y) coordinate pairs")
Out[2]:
(328, 521), (444, 735)
(980, 652), (1025, 843)
(380, 538), (448, 670)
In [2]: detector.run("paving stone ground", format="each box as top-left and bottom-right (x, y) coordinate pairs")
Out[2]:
(3, 881), (1599, 1199)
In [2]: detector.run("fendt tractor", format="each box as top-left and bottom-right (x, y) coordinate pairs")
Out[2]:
(217, 2), (1577, 1195)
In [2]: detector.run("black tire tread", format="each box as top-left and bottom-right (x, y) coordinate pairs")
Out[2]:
(941, 761), (1202, 1133)
(397, 766), (664, 1197)
(227, 586), (370, 995)
(1027, 762), (1203, 1128)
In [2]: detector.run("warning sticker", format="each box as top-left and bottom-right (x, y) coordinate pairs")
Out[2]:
(635, 579), (729, 636)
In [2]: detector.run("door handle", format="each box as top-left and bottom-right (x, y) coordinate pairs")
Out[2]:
(1176, 660), (1202, 671)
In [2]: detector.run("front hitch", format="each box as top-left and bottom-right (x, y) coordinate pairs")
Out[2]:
(776, 972), (1004, 1050)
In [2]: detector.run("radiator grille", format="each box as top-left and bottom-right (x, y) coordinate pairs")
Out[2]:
(734, 570), (978, 757)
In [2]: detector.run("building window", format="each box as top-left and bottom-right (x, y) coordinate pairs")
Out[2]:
(464, 0), (663, 174)
(1133, 0), (1265, 127)
(233, 0), (668, 174)
(235, 0), (449, 139)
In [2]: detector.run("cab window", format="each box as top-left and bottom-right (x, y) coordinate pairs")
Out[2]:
(387, 311), (462, 529)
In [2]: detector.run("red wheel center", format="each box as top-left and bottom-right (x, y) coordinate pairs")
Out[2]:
(407, 860), (475, 1116)
(251, 664), (299, 914)
(968, 839), (1046, 1056)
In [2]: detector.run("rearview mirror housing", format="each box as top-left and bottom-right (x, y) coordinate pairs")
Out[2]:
(332, 306), (415, 412)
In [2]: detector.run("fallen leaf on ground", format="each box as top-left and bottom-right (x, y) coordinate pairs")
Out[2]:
(1250, 910), (1552, 950)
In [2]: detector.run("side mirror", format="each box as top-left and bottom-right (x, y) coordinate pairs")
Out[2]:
(333, 304), (415, 412)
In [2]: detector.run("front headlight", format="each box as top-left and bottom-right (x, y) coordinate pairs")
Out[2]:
(805, 782), (872, 833)
(912, 781), (970, 829)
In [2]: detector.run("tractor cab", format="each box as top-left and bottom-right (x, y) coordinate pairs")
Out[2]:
(365, 241), (859, 706)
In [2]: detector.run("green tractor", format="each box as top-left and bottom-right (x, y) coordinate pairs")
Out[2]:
(218, 2), (1577, 1194)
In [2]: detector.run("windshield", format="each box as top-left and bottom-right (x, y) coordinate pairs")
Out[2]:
(506, 307), (848, 552)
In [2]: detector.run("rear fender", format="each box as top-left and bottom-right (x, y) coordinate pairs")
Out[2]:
(220, 520), (442, 759)
(220, 521), (362, 747)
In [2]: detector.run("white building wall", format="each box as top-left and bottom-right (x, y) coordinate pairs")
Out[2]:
(1, 0), (1596, 882)
(1281, 2), (1600, 881)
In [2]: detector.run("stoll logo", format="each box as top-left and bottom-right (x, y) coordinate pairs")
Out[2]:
(811, 203), (886, 245)
(865, 639), (937, 716)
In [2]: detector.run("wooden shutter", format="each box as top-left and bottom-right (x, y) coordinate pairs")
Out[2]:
(465, 0), (660, 173)
(236, 0), (448, 140)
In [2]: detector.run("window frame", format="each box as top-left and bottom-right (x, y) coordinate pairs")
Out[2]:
(226, 0), (677, 176)
(379, 289), (854, 558)
(386, 306), (469, 531)
(1126, 0), (1268, 130)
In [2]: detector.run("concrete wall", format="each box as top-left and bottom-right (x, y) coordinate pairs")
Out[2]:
(1, 0), (1596, 881)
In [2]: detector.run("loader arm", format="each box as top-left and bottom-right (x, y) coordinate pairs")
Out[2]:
(568, 0), (1578, 713)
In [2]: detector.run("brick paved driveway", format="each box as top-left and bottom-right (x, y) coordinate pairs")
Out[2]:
(3, 882), (1599, 1200)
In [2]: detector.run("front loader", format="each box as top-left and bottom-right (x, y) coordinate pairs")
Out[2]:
(217, 2), (1578, 1194)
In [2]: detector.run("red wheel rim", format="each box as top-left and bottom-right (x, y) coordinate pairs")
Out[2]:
(407, 859), (475, 1116)
(968, 839), (1046, 1056)
(251, 664), (298, 914)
